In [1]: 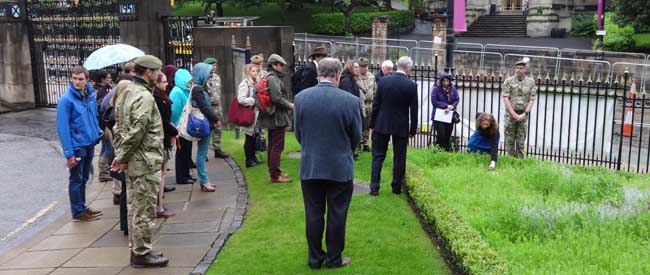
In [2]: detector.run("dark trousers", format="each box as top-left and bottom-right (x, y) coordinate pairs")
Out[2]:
(68, 146), (94, 218)
(434, 121), (453, 152)
(175, 137), (193, 184)
(120, 179), (128, 234)
(301, 179), (353, 268)
(370, 132), (408, 193)
(244, 134), (256, 162)
(267, 128), (286, 179)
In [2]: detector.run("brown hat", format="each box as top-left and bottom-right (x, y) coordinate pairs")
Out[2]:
(267, 54), (287, 65)
(358, 57), (369, 67)
(250, 55), (264, 65)
(133, 55), (162, 70)
(309, 47), (328, 58)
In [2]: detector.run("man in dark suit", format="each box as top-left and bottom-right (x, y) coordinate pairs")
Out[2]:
(294, 58), (362, 269)
(293, 47), (328, 96)
(369, 56), (418, 196)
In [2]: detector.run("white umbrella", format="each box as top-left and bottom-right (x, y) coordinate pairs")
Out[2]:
(83, 44), (145, 70)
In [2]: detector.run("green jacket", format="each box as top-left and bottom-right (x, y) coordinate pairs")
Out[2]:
(257, 69), (292, 129)
(113, 77), (164, 176)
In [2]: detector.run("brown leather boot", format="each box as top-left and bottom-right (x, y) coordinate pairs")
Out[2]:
(130, 252), (169, 268)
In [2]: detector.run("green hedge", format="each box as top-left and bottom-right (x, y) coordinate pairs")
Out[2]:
(405, 163), (508, 275)
(312, 10), (414, 35)
(593, 14), (635, 52)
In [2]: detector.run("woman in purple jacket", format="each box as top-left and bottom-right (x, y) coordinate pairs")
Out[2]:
(431, 72), (459, 151)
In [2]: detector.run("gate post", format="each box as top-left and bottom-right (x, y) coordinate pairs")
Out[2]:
(0, 1), (35, 112)
(371, 16), (389, 64)
(119, 0), (172, 64)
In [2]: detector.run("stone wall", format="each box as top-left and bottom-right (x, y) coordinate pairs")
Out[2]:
(0, 20), (35, 112)
(119, 0), (172, 63)
(527, 14), (559, 37)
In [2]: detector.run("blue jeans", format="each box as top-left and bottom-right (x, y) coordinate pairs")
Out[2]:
(69, 146), (94, 218)
(197, 137), (210, 183)
(100, 136), (114, 158)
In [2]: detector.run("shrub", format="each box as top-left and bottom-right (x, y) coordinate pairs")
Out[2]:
(593, 14), (634, 52)
(571, 14), (596, 37)
(312, 10), (414, 35)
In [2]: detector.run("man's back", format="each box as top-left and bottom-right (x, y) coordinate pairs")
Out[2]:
(294, 82), (361, 182)
(370, 72), (418, 137)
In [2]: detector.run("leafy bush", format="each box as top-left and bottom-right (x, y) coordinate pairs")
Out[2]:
(312, 10), (414, 35)
(593, 14), (635, 52)
(571, 14), (596, 37)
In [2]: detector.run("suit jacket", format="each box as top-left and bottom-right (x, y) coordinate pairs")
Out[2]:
(370, 72), (418, 138)
(295, 61), (318, 96)
(294, 81), (362, 182)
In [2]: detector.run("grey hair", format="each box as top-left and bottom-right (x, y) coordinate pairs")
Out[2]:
(381, 60), (394, 68)
(317, 58), (343, 78)
(396, 56), (413, 70)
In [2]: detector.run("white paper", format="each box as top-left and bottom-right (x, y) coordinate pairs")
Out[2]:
(434, 108), (453, 123)
(433, 36), (442, 45)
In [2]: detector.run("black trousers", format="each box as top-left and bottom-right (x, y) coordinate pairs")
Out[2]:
(301, 179), (353, 268)
(434, 121), (453, 152)
(370, 132), (408, 193)
(175, 137), (193, 184)
(119, 179), (128, 234)
(244, 134), (256, 162)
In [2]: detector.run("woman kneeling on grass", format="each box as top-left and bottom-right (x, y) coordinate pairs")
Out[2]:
(468, 112), (499, 171)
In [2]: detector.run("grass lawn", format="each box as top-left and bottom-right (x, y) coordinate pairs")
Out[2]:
(633, 33), (650, 48)
(207, 131), (451, 274)
(409, 150), (650, 274)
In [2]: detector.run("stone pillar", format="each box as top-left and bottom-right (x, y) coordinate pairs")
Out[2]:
(371, 16), (389, 64)
(431, 14), (447, 71)
(119, 0), (172, 63)
(0, 2), (35, 112)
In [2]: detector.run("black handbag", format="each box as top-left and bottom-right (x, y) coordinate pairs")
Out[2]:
(254, 133), (267, 152)
(452, 111), (461, 124)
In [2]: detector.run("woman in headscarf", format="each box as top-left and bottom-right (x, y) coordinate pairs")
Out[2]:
(163, 65), (177, 95)
(191, 63), (220, 192)
(169, 69), (196, 185)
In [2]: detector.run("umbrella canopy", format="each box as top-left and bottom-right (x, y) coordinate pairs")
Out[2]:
(83, 44), (145, 70)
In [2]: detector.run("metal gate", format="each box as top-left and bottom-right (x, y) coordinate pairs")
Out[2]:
(26, 0), (120, 106)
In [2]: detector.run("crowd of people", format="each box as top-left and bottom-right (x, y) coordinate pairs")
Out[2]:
(54, 46), (536, 269)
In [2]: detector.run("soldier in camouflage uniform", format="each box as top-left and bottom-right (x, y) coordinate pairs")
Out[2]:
(502, 59), (537, 158)
(112, 55), (169, 268)
(203, 58), (229, 158)
(356, 57), (376, 152)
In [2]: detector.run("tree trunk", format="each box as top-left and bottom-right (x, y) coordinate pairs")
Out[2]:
(385, 0), (392, 9)
(344, 10), (352, 34)
(216, 2), (224, 16)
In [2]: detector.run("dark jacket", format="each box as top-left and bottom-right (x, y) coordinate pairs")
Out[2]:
(370, 71), (418, 138)
(294, 81), (362, 182)
(468, 130), (499, 162)
(94, 84), (110, 104)
(431, 72), (459, 119)
(374, 70), (387, 84)
(258, 69), (293, 129)
(338, 72), (360, 97)
(191, 85), (220, 127)
(294, 61), (318, 96)
(154, 88), (179, 149)
(56, 83), (102, 158)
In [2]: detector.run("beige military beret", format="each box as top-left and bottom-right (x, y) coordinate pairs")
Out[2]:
(267, 54), (287, 65)
(250, 54), (264, 64)
(133, 55), (163, 70)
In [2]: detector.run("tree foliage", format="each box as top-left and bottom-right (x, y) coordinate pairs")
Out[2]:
(323, 0), (380, 34)
(610, 0), (650, 32)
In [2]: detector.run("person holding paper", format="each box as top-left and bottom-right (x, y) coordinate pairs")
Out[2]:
(431, 72), (459, 151)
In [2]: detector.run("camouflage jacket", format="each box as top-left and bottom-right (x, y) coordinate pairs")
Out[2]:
(207, 73), (222, 109)
(113, 77), (164, 176)
(357, 72), (376, 116)
(503, 75), (537, 111)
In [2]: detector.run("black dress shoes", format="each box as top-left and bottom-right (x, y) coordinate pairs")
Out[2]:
(130, 252), (169, 268)
(245, 160), (259, 168)
(163, 186), (176, 192)
(214, 149), (229, 159)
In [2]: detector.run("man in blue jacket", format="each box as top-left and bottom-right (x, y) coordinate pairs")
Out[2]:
(369, 56), (418, 196)
(56, 66), (103, 221)
(294, 57), (361, 269)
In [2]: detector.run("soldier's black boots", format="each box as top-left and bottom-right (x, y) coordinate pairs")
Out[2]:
(214, 149), (229, 159)
(130, 251), (169, 268)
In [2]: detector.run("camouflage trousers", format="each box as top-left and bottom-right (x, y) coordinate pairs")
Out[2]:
(361, 114), (371, 146)
(126, 170), (160, 256)
(211, 109), (222, 151)
(504, 112), (528, 158)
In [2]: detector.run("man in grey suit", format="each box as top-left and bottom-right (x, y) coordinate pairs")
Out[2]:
(294, 58), (362, 269)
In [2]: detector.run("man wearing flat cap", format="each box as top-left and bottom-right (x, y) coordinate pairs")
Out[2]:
(112, 55), (169, 268)
(251, 54), (268, 80)
(502, 59), (537, 158)
(356, 57), (376, 152)
(203, 57), (229, 159)
(258, 54), (295, 183)
(293, 47), (328, 96)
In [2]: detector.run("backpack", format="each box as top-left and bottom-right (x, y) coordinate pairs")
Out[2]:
(255, 75), (272, 113)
